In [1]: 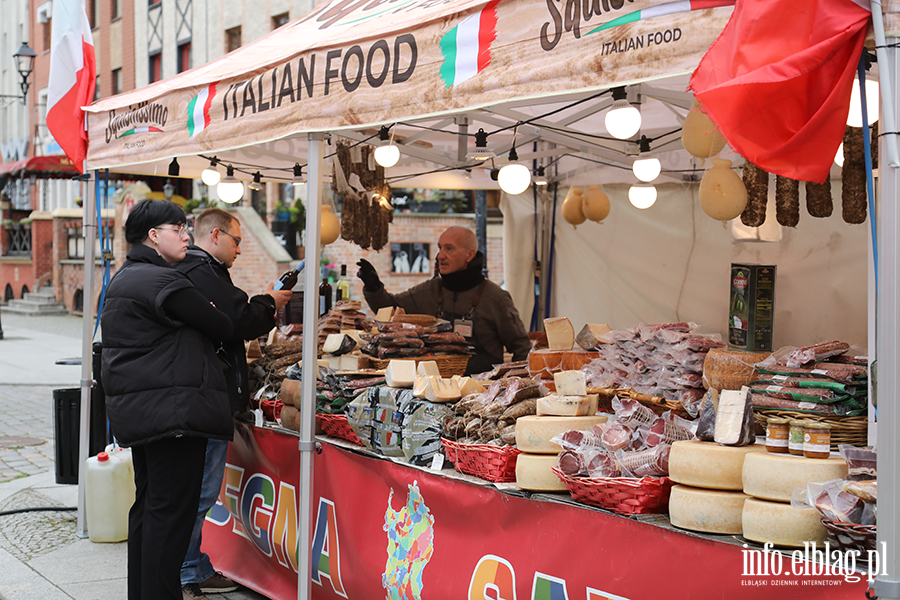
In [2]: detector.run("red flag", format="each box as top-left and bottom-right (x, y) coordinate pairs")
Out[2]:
(46, 0), (95, 173)
(690, 0), (871, 182)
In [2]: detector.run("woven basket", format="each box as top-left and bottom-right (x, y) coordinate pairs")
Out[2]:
(370, 354), (470, 377)
(441, 438), (522, 482)
(587, 387), (687, 417)
(551, 467), (675, 515)
(822, 519), (877, 553)
(752, 410), (867, 451)
(316, 413), (364, 446)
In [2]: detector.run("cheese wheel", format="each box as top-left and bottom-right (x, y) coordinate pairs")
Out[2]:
(669, 485), (750, 534)
(742, 452), (848, 502)
(515, 415), (608, 454)
(742, 498), (828, 547)
(669, 440), (766, 491)
(515, 453), (567, 491)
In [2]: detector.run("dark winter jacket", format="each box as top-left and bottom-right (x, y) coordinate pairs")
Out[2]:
(176, 246), (277, 412)
(100, 243), (234, 446)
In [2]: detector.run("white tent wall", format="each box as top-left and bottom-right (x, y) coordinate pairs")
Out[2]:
(503, 181), (868, 347)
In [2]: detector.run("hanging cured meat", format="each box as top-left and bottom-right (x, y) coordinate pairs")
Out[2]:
(740, 161), (769, 227)
(775, 175), (799, 227)
(333, 139), (393, 250)
(841, 126), (867, 225)
(805, 173), (833, 218)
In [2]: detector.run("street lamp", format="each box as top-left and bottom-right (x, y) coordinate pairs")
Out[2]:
(1, 43), (37, 102)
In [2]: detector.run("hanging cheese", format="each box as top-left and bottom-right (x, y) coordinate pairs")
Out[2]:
(575, 323), (613, 350)
(424, 378), (462, 403)
(668, 485), (750, 534)
(742, 453), (848, 502)
(742, 498), (828, 548)
(417, 361), (441, 378)
(515, 415), (607, 454)
(713, 386), (755, 446)
(553, 370), (587, 396)
(669, 440), (765, 491)
(515, 453), (568, 491)
(385, 360), (417, 388)
(544, 317), (575, 351)
(537, 394), (599, 417)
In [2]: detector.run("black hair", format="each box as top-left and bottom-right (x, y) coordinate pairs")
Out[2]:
(125, 199), (186, 244)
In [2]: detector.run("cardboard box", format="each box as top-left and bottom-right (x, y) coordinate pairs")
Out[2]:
(728, 264), (776, 351)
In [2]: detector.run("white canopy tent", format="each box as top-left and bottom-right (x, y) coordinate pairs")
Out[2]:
(73, 0), (900, 597)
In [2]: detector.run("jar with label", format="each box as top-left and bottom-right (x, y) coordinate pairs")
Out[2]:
(788, 420), (807, 456)
(803, 423), (832, 459)
(765, 418), (790, 453)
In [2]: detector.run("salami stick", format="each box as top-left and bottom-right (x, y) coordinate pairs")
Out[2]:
(775, 175), (800, 227)
(842, 126), (867, 224)
(741, 161), (769, 227)
(805, 172), (833, 218)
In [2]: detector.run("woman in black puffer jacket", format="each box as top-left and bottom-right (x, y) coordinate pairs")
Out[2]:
(101, 199), (233, 600)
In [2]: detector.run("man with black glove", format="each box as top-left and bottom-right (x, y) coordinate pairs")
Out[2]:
(175, 208), (291, 600)
(358, 226), (530, 374)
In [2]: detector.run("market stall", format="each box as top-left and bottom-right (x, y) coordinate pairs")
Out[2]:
(73, 0), (900, 598)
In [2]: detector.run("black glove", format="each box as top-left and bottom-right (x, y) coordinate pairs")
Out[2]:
(356, 259), (383, 291)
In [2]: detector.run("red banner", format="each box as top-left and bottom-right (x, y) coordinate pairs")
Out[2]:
(204, 423), (871, 599)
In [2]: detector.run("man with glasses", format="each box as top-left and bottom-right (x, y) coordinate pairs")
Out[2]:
(175, 207), (291, 599)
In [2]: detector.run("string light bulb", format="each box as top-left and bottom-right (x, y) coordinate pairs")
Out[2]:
(605, 87), (641, 140)
(498, 146), (531, 195)
(533, 166), (549, 186)
(374, 125), (400, 167)
(168, 157), (180, 177)
(248, 172), (263, 191)
(292, 163), (307, 186)
(201, 158), (221, 186)
(217, 165), (244, 204)
(632, 136), (661, 182)
(466, 128), (496, 161)
(628, 184), (657, 209)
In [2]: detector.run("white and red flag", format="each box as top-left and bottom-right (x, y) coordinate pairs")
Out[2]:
(46, 0), (95, 173)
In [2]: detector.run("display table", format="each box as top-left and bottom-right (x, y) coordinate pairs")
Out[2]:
(203, 422), (869, 599)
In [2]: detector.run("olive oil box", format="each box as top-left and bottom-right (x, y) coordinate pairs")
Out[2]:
(728, 264), (776, 351)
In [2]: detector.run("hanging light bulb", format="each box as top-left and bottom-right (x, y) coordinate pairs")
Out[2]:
(217, 165), (244, 204)
(834, 143), (845, 167)
(292, 163), (306, 186)
(248, 171), (263, 191)
(632, 136), (661, 182)
(605, 87), (641, 140)
(168, 157), (180, 176)
(374, 125), (400, 167)
(628, 184), (657, 209)
(201, 157), (221, 186)
(533, 165), (549, 186)
(466, 128), (496, 161)
(498, 146), (531, 195)
(847, 78), (880, 128)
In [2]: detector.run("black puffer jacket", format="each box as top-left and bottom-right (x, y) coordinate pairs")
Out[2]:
(176, 246), (276, 412)
(101, 244), (234, 446)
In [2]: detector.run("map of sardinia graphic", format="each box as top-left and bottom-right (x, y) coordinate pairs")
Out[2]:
(383, 481), (434, 600)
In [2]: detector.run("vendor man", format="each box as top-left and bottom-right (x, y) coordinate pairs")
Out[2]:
(358, 226), (531, 374)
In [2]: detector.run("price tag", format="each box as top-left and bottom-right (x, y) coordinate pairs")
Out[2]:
(253, 409), (264, 427)
(453, 319), (473, 339)
(430, 453), (445, 471)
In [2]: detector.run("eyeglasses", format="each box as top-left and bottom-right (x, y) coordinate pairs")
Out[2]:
(218, 229), (241, 247)
(155, 224), (190, 237)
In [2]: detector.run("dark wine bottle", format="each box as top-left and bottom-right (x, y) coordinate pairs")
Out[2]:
(274, 268), (299, 290)
(319, 267), (333, 316)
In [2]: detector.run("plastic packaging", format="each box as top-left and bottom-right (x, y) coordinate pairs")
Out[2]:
(616, 443), (671, 478)
(839, 444), (877, 480)
(792, 479), (873, 525)
(85, 451), (135, 543)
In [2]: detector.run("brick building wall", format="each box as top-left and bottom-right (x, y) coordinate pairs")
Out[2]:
(228, 208), (294, 298)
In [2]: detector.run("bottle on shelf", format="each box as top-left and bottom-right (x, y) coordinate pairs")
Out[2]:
(336, 264), (350, 302)
(319, 267), (333, 316)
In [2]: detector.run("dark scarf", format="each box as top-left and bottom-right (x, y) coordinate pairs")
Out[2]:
(441, 251), (486, 292)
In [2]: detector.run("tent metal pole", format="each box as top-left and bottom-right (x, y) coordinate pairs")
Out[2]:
(475, 190), (487, 278)
(297, 132), (324, 600)
(76, 171), (97, 539)
(873, 32), (900, 600)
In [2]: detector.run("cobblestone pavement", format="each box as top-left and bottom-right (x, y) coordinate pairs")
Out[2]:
(0, 386), (58, 485)
(0, 489), (76, 562)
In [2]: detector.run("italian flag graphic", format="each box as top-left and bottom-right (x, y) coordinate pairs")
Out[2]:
(586, 0), (735, 35)
(439, 0), (500, 88)
(187, 82), (217, 137)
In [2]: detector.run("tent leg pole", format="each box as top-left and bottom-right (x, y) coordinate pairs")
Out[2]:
(297, 132), (324, 600)
(873, 39), (900, 600)
(77, 172), (97, 539)
(475, 190), (487, 278)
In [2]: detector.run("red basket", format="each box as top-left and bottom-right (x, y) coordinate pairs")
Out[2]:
(260, 399), (283, 421)
(551, 467), (674, 515)
(441, 438), (522, 483)
(316, 413), (364, 446)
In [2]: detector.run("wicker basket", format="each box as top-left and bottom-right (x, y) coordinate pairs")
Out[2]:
(587, 387), (687, 417)
(370, 354), (470, 377)
(551, 467), (675, 515)
(822, 519), (877, 553)
(441, 438), (522, 482)
(316, 413), (364, 446)
(752, 410), (867, 451)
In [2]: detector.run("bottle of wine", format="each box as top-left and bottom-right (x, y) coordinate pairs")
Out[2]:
(274, 268), (299, 291)
(336, 264), (350, 302)
(319, 267), (333, 316)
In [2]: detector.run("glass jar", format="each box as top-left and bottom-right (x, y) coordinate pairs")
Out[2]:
(788, 420), (807, 456)
(765, 418), (790, 453)
(803, 423), (832, 459)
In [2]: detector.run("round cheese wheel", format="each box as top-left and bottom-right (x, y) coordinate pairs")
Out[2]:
(669, 440), (766, 491)
(669, 485), (750, 534)
(742, 452), (848, 501)
(515, 453), (567, 492)
(742, 497), (828, 548)
(515, 415), (608, 454)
